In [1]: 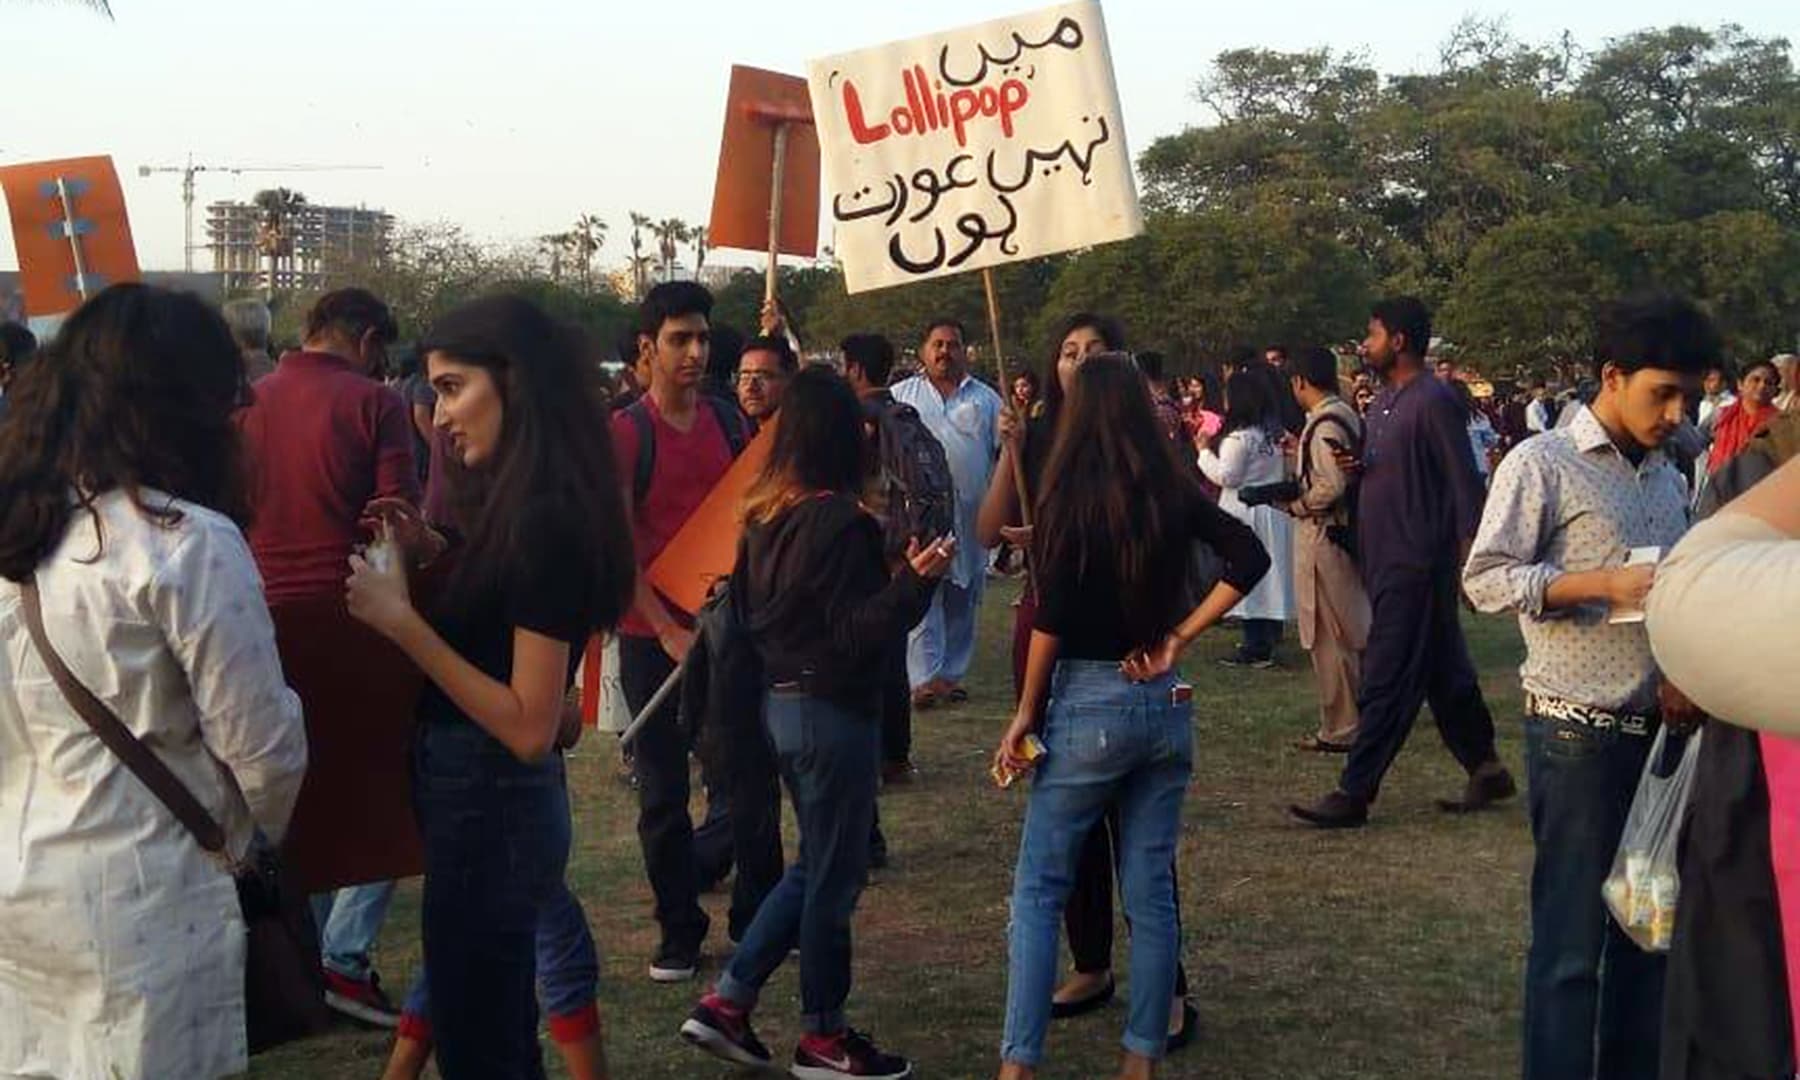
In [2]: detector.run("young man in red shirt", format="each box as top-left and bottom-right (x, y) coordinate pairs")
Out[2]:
(611, 281), (748, 982)
(236, 288), (419, 1027)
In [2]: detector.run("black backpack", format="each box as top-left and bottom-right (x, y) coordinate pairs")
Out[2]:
(868, 397), (957, 560)
(625, 393), (750, 506)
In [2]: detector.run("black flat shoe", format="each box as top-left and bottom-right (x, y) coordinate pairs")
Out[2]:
(1166, 999), (1199, 1053)
(1049, 975), (1115, 1019)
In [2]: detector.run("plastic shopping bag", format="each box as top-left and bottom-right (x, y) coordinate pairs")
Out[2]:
(1602, 727), (1703, 952)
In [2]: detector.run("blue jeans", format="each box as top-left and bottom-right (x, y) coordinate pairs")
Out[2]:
(1002, 661), (1193, 1066)
(310, 880), (397, 981)
(907, 577), (983, 688)
(414, 720), (572, 1080)
(717, 688), (879, 1035)
(1524, 715), (1664, 1080)
(400, 880), (600, 1028)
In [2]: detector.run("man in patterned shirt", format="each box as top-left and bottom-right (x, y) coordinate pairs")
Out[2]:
(1462, 293), (1716, 1080)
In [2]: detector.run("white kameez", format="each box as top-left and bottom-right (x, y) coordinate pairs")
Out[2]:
(0, 490), (307, 1080)
(1198, 428), (1297, 621)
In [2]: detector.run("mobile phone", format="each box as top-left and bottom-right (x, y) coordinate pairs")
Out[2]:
(1171, 683), (1193, 705)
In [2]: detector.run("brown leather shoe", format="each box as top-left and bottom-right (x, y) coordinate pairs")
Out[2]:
(1436, 764), (1518, 814)
(1289, 790), (1369, 829)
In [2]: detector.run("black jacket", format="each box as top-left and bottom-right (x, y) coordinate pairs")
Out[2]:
(742, 493), (938, 710)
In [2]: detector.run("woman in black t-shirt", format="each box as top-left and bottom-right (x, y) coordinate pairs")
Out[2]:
(346, 295), (634, 1080)
(980, 314), (1209, 1046)
(993, 355), (1268, 1080)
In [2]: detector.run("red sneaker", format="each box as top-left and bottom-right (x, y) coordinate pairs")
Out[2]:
(679, 994), (771, 1068)
(322, 968), (399, 1029)
(792, 1029), (912, 1079)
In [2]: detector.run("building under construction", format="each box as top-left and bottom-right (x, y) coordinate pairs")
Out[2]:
(206, 201), (393, 292)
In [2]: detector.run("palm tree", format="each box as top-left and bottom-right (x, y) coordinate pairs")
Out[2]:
(654, 217), (690, 283)
(691, 226), (709, 279)
(572, 214), (606, 291)
(538, 232), (576, 282)
(627, 255), (656, 298)
(629, 212), (653, 299)
(253, 187), (307, 298)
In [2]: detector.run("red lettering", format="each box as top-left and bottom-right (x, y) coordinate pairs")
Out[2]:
(842, 69), (1032, 147)
(998, 79), (1028, 137)
(842, 80), (890, 144)
(902, 68), (928, 134)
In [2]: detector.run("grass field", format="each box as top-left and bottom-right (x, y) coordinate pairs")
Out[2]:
(252, 576), (1532, 1080)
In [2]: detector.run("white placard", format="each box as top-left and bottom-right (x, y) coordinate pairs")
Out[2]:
(808, 1), (1142, 294)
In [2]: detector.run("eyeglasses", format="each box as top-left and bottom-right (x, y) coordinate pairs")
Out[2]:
(735, 371), (784, 388)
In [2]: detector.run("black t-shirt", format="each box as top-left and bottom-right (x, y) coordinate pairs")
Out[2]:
(418, 501), (593, 729)
(1034, 490), (1268, 661)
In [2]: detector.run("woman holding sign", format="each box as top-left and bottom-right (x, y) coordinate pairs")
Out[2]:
(993, 354), (1267, 1080)
(345, 295), (635, 1079)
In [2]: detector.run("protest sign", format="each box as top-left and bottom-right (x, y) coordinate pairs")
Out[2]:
(807, 1), (1141, 293)
(0, 155), (139, 320)
(708, 65), (821, 262)
(646, 420), (774, 617)
(271, 595), (425, 890)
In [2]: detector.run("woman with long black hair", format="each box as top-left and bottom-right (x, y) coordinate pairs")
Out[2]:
(994, 354), (1268, 1080)
(978, 316), (1201, 1049)
(679, 365), (952, 1080)
(345, 295), (635, 1079)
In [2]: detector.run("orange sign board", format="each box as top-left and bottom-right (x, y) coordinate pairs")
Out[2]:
(647, 420), (774, 617)
(708, 65), (821, 258)
(269, 594), (425, 891)
(0, 155), (139, 317)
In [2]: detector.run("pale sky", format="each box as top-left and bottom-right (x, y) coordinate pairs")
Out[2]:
(4, 0), (1796, 272)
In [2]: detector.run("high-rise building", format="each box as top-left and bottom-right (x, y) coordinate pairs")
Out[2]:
(206, 200), (393, 292)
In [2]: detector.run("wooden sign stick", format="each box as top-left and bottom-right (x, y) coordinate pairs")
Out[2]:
(983, 267), (1036, 575)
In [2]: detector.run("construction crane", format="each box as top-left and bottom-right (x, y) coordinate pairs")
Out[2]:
(136, 155), (381, 272)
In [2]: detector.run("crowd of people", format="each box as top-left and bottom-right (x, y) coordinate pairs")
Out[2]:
(0, 272), (1796, 1080)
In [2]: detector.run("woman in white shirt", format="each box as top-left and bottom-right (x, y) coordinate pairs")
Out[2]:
(0, 285), (308, 1080)
(1197, 368), (1297, 666)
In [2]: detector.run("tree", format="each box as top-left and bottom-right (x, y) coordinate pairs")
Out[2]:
(628, 212), (653, 299)
(1031, 208), (1375, 368)
(1439, 204), (1800, 373)
(572, 214), (606, 291)
(692, 227), (709, 279)
(253, 187), (307, 299)
(1438, 205), (1659, 374)
(654, 217), (691, 282)
(537, 232), (573, 283)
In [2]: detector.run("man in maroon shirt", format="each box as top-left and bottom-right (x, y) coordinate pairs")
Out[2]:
(236, 287), (418, 1027)
(610, 281), (749, 983)
(239, 288), (420, 601)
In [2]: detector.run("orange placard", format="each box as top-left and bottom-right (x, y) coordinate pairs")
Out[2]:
(647, 422), (774, 616)
(269, 595), (424, 891)
(0, 155), (139, 318)
(708, 65), (821, 257)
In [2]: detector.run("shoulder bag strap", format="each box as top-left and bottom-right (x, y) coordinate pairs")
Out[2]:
(18, 576), (227, 853)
